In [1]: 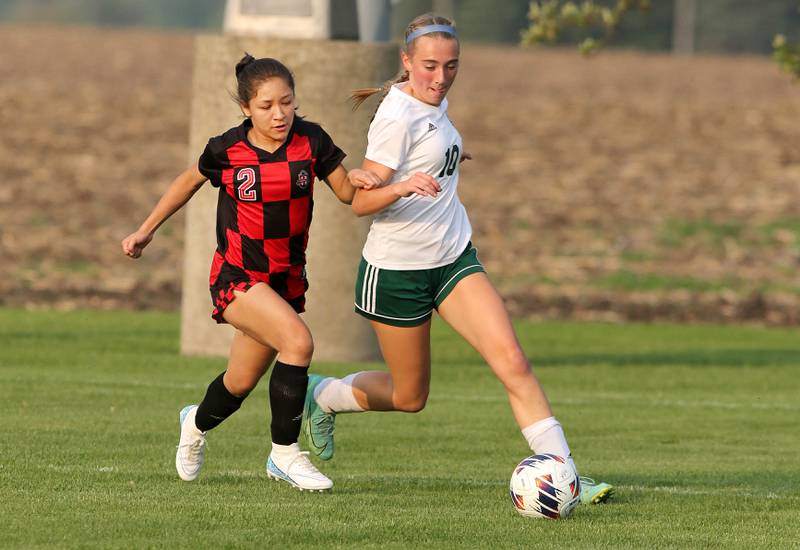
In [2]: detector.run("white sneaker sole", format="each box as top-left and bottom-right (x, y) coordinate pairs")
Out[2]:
(265, 469), (332, 492)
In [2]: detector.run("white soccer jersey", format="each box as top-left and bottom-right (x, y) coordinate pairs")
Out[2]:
(361, 83), (472, 270)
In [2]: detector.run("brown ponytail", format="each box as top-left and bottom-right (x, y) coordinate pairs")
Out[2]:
(350, 70), (410, 110)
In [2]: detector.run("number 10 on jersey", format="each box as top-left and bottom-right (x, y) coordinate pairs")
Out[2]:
(437, 144), (460, 178)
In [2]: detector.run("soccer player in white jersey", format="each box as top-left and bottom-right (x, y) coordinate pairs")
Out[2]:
(303, 13), (613, 504)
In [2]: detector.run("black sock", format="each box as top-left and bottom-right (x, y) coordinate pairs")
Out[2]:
(269, 361), (309, 445)
(194, 372), (246, 432)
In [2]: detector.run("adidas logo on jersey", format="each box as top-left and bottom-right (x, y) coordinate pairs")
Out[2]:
(428, 122), (437, 132)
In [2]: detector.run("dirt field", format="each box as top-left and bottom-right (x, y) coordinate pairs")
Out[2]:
(2, 25), (799, 323)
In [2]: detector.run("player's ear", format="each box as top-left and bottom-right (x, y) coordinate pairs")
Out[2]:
(400, 51), (412, 73)
(240, 101), (252, 118)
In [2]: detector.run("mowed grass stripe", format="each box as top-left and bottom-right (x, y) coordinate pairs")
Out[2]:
(1, 308), (798, 549)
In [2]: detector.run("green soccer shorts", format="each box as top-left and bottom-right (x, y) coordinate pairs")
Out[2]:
(354, 243), (486, 327)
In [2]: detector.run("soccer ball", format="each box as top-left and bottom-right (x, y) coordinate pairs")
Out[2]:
(509, 454), (580, 519)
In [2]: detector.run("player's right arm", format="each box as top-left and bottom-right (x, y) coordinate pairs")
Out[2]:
(350, 160), (440, 217)
(121, 164), (207, 258)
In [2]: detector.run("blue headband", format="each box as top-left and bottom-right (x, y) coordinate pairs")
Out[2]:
(405, 24), (457, 44)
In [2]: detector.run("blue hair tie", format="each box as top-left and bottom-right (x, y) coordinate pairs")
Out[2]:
(405, 24), (457, 44)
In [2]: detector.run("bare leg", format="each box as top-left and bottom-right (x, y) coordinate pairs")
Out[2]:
(223, 329), (277, 396)
(436, 272), (553, 428)
(223, 283), (313, 366)
(345, 320), (432, 412)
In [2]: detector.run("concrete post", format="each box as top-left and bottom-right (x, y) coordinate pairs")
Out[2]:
(357, 0), (391, 42)
(180, 35), (396, 361)
(672, 0), (696, 55)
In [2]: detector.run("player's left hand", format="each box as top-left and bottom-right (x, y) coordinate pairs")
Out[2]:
(348, 169), (383, 190)
(460, 151), (473, 163)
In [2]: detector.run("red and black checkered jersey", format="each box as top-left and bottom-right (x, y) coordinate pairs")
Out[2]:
(198, 117), (346, 295)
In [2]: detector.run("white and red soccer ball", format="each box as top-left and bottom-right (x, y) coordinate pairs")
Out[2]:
(509, 454), (580, 519)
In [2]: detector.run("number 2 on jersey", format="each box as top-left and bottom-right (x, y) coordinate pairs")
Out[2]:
(437, 144), (460, 178)
(237, 167), (257, 201)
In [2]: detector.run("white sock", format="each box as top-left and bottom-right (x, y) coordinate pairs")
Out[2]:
(314, 373), (366, 413)
(270, 442), (300, 468)
(521, 416), (572, 459)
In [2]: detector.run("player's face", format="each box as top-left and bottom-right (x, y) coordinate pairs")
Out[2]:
(403, 36), (460, 106)
(242, 77), (296, 146)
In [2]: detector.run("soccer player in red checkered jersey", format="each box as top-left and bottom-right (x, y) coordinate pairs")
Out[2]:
(121, 54), (381, 491)
(301, 14), (614, 504)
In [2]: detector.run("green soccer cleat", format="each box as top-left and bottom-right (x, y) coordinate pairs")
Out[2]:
(579, 476), (615, 504)
(303, 374), (336, 461)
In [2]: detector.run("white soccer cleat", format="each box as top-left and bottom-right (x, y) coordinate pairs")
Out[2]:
(266, 450), (333, 492)
(175, 405), (207, 481)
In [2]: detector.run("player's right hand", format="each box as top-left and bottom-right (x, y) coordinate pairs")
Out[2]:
(121, 231), (153, 259)
(395, 172), (441, 198)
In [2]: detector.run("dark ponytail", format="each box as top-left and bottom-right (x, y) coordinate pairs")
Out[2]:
(235, 53), (257, 78)
(234, 52), (296, 106)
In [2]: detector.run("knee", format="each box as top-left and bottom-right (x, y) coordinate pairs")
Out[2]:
(282, 328), (314, 364)
(224, 375), (257, 398)
(394, 392), (429, 413)
(495, 346), (532, 384)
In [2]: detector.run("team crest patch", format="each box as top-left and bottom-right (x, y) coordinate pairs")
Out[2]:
(296, 169), (309, 189)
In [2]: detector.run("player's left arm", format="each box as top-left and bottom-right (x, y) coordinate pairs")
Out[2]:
(351, 160), (440, 217)
(324, 164), (383, 205)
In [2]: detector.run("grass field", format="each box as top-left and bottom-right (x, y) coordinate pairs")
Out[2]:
(2, 309), (799, 548)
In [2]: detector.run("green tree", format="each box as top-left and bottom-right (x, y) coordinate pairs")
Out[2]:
(521, 0), (652, 54)
(774, 34), (800, 78)
(523, 0), (800, 78)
